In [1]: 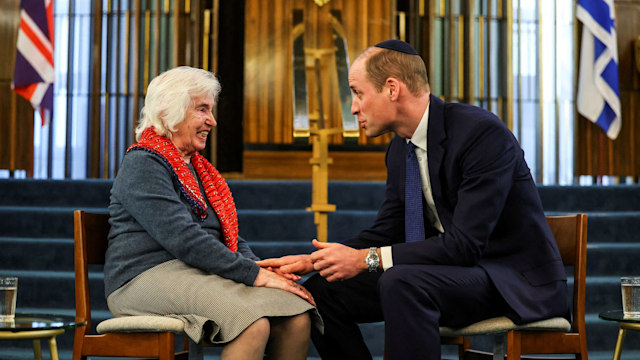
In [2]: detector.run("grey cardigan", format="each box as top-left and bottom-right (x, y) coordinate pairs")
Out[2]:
(104, 150), (260, 297)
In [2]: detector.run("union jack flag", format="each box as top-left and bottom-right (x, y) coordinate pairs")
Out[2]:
(12, 0), (55, 125)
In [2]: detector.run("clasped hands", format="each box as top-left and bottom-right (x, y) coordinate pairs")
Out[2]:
(256, 240), (369, 304)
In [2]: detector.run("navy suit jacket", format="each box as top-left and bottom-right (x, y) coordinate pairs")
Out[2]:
(345, 95), (568, 324)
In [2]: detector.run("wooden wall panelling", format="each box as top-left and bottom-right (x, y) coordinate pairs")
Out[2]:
(243, 150), (386, 180)
(615, 0), (639, 176)
(0, 0), (35, 175)
(273, 0), (286, 144)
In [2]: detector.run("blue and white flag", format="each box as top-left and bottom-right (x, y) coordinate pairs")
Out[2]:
(577, 0), (620, 140)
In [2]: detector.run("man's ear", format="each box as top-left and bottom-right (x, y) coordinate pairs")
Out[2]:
(385, 77), (400, 101)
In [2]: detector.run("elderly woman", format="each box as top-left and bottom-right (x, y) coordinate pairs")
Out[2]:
(104, 66), (320, 360)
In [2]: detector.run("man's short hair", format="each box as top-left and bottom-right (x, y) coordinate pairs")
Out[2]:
(364, 48), (430, 96)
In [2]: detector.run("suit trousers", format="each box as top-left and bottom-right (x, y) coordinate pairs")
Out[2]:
(304, 264), (514, 360)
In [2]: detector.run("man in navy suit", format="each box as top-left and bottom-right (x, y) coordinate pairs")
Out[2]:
(259, 40), (568, 360)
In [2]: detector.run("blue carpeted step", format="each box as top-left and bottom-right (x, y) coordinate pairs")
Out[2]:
(0, 237), (74, 271)
(0, 207), (376, 242)
(229, 180), (311, 210)
(4, 206), (639, 245)
(0, 207), (76, 238)
(0, 179), (112, 207)
(587, 243), (640, 276)
(0, 179), (384, 211)
(0, 207), (107, 238)
(584, 211), (640, 243)
(328, 210), (378, 241)
(538, 185), (640, 212)
(237, 209), (315, 240)
(329, 181), (386, 210)
(3, 179), (640, 212)
(584, 276), (629, 314)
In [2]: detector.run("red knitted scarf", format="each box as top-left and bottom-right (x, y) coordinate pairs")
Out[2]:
(127, 127), (238, 252)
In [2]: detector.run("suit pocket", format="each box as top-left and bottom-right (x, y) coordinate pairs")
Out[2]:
(521, 259), (566, 286)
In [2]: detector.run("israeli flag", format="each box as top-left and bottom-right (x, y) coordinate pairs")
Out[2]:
(577, 0), (621, 140)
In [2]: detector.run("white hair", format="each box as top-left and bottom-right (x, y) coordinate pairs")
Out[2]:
(135, 66), (221, 141)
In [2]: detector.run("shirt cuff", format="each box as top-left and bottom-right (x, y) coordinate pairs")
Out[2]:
(381, 246), (393, 271)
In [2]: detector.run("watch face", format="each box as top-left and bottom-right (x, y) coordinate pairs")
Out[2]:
(366, 249), (379, 271)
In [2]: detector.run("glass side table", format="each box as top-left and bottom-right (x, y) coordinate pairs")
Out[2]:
(0, 313), (86, 360)
(599, 310), (640, 360)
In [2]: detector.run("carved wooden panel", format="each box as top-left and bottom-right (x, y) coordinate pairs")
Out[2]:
(244, 0), (395, 146)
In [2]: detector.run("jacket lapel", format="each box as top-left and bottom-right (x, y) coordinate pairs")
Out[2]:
(427, 95), (447, 225)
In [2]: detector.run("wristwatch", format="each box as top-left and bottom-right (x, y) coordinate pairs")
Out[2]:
(365, 247), (380, 272)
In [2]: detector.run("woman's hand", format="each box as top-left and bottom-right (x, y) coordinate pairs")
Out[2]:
(262, 266), (302, 281)
(253, 268), (315, 306)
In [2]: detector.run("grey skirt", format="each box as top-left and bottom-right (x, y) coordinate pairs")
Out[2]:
(107, 259), (322, 344)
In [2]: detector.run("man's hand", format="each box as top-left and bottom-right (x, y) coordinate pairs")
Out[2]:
(310, 239), (368, 282)
(257, 254), (314, 276)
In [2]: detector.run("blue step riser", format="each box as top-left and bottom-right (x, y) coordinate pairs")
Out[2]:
(0, 239), (317, 270)
(2, 209), (640, 243)
(3, 179), (640, 211)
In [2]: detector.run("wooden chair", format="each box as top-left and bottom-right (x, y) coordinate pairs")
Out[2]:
(73, 210), (190, 360)
(439, 214), (589, 360)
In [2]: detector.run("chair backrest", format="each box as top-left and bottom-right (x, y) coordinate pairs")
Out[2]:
(73, 210), (111, 333)
(545, 214), (588, 333)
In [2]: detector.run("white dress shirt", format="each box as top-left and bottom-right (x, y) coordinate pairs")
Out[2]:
(380, 103), (444, 270)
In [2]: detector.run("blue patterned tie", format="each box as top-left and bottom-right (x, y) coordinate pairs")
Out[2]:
(405, 141), (425, 243)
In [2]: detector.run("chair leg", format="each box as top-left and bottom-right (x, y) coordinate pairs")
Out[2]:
(32, 339), (43, 360)
(505, 331), (522, 360)
(613, 327), (626, 360)
(492, 334), (505, 360)
(158, 332), (176, 360)
(188, 339), (204, 360)
(457, 337), (470, 360)
(48, 335), (60, 360)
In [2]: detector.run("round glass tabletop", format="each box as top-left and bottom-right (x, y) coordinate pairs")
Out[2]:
(599, 310), (640, 324)
(0, 313), (86, 332)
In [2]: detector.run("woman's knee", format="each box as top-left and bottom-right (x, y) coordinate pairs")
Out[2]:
(288, 312), (311, 333)
(244, 317), (271, 340)
(270, 312), (311, 336)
